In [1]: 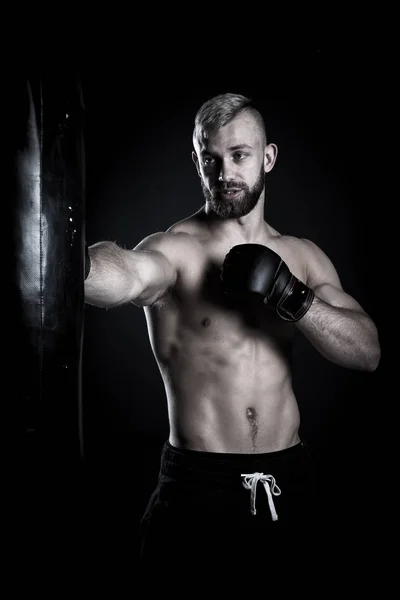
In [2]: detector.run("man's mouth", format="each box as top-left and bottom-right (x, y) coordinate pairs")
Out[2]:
(218, 189), (242, 199)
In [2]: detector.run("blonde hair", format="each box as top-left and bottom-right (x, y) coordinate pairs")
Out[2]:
(193, 92), (266, 147)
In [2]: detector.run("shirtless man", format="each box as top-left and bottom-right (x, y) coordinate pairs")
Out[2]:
(84, 93), (381, 571)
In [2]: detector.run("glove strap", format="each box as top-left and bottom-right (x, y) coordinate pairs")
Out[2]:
(273, 278), (314, 322)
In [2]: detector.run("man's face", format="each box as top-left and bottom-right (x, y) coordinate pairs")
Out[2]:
(193, 112), (276, 219)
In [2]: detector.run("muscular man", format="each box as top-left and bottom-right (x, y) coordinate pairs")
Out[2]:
(84, 93), (380, 572)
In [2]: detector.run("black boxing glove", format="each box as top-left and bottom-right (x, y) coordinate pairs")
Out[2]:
(221, 243), (314, 322)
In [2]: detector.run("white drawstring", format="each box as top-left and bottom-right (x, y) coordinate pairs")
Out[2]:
(241, 472), (281, 520)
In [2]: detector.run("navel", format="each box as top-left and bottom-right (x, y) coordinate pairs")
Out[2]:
(246, 407), (256, 421)
(201, 318), (211, 328)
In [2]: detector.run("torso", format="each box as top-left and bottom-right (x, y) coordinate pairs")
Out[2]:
(143, 212), (309, 453)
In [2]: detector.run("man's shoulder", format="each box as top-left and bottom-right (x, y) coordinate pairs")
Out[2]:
(270, 233), (330, 277)
(135, 228), (200, 252)
(164, 212), (209, 249)
(292, 236), (330, 264)
(134, 215), (204, 260)
(166, 210), (205, 236)
(272, 232), (319, 256)
(274, 233), (340, 287)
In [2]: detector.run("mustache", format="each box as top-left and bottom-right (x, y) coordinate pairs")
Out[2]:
(214, 182), (245, 192)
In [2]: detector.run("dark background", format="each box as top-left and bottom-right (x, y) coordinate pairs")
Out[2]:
(78, 43), (387, 570)
(16, 35), (391, 589)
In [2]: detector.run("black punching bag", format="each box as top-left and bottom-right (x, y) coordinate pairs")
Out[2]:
(12, 77), (86, 478)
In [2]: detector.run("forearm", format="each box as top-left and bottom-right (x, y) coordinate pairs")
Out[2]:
(84, 241), (142, 308)
(296, 296), (381, 371)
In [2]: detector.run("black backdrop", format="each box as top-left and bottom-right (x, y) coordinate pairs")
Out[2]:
(16, 40), (390, 589)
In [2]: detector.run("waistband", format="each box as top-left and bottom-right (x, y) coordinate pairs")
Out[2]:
(161, 439), (308, 477)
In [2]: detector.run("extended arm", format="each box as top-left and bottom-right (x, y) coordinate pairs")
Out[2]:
(84, 233), (178, 308)
(295, 240), (381, 372)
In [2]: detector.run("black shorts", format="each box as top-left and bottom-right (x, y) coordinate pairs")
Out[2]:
(139, 439), (322, 574)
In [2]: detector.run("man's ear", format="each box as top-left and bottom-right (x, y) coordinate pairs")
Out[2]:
(264, 143), (278, 173)
(192, 151), (201, 176)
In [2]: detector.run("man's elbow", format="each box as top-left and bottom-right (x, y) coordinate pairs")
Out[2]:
(359, 316), (381, 372)
(362, 329), (381, 371)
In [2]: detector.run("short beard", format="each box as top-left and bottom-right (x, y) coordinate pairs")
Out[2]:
(201, 165), (265, 219)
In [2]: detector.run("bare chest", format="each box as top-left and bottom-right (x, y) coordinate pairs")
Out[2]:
(172, 239), (305, 343)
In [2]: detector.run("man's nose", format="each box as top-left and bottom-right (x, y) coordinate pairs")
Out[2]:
(218, 158), (235, 182)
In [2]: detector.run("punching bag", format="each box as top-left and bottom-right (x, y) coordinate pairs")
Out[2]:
(12, 77), (86, 477)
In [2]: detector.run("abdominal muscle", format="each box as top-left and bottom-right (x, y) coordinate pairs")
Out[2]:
(147, 307), (301, 454)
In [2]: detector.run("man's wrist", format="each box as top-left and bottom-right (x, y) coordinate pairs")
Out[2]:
(267, 278), (315, 322)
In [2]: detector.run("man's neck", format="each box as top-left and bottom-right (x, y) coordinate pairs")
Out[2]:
(202, 202), (267, 243)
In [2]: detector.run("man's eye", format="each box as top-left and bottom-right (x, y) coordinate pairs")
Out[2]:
(203, 157), (214, 165)
(234, 152), (246, 160)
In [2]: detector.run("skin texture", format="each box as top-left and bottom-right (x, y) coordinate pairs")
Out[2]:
(85, 111), (381, 454)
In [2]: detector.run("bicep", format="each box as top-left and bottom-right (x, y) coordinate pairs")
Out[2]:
(302, 239), (364, 312)
(131, 233), (178, 306)
(313, 282), (364, 312)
